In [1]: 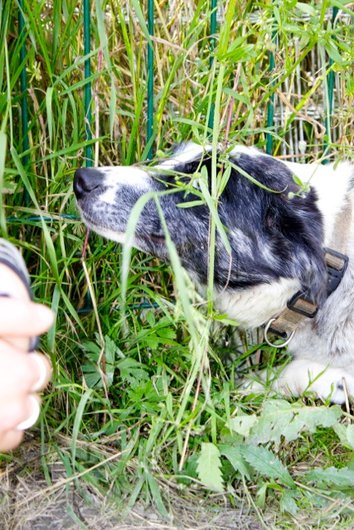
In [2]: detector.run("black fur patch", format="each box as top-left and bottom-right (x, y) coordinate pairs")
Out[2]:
(74, 145), (327, 304)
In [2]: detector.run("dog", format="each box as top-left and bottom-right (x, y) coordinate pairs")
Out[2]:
(74, 142), (354, 404)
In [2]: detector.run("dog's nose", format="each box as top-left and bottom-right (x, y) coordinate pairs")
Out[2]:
(74, 168), (104, 198)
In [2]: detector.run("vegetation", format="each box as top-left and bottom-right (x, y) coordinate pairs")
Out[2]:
(0, 0), (353, 527)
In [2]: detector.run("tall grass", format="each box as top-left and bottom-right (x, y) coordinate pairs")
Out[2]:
(0, 0), (353, 527)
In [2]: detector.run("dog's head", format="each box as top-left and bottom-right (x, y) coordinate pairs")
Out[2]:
(74, 142), (327, 305)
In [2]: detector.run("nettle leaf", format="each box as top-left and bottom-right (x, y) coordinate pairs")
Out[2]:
(279, 490), (299, 516)
(229, 415), (258, 437)
(249, 400), (342, 444)
(240, 445), (295, 488)
(305, 466), (354, 489)
(333, 423), (354, 450)
(219, 444), (252, 479)
(197, 443), (224, 493)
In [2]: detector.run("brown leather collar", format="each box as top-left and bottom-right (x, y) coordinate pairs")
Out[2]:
(264, 248), (348, 348)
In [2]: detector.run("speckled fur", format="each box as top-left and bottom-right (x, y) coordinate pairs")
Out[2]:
(74, 142), (354, 403)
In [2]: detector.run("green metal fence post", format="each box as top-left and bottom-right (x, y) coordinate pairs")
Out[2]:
(265, 48), (275, 155)
(18, 1), (29, 166)
(146, 0), (154, 159)
(82, 0), (93, 312)
(18, 0), (30, 205)
(83, 0), (93, 167)
(265, 15), (277, 156)
(207, 0), (218, 133)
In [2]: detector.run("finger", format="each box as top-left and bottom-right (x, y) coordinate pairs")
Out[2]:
(0, 298), (54, 337)
(0, 394), (39, 431)
(0, 429), (24, 453)
(16, 395), (41, 431)
(28, 353), (52, 392)
(0, 347), (50, 396)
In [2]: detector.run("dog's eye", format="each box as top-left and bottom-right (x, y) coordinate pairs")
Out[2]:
(150, 233), (165, 244)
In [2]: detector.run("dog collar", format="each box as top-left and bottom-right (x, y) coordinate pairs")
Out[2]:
(264, 247), (348, 348)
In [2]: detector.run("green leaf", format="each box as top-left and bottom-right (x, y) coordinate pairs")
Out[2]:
(130, 0), (153, 45)
(82, 335), (120, 388)
(219, 444), (252, 479)
(118, 358), (150, 389)
(229, 415), (258, 437)
(240, 445), (295, 488)
(156, 326), (176, 340)
(81, 365), (101, 388)
(306, 466), (354, 488)
(249, 400), (342, 444)
(280, 490), (299, 516)
(325, 41), (346, 65)
(177, 200), (205, 208)
(146, 471), (169, 519)
(256, 483), (267, 509)
(296, 2), (316, 16)
(333, 424), (354, 450)
(213, 313), (239, 326)
(104, 335), (120, 366)
(197, 443), (224, 492)
(198, 172), (232, 255)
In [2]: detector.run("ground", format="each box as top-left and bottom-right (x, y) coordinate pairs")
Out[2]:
(1, 442), (265, 530)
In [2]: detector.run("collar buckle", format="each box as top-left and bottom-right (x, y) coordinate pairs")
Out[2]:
(324, 247), (349, 296)
(264, 247), (349, 348)
(287, 291), (318, 318)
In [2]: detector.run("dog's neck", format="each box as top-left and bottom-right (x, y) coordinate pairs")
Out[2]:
(264, 247), (349, 347)
(214, 277), (301, 329)
(214, 191), (352, 331)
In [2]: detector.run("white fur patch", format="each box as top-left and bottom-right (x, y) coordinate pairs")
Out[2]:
(98, 166), (150, 189)
(229, 145), (263, 158)
(96, 166), (150, 205)
(154, 142), (212, 170)
(215, 277), (301, 328)
(278, 160), (353, 246)
(270, 359), (354, 404)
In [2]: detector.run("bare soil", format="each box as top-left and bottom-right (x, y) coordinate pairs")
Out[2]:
(0, 443), (265, 530)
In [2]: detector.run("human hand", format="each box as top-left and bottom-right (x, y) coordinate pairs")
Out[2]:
(0, 263), (54, 452)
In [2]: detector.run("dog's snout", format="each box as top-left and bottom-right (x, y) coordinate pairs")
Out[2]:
(74, 168), (104, 198)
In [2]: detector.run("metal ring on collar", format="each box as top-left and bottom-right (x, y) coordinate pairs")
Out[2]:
(264, 318), (296, 348)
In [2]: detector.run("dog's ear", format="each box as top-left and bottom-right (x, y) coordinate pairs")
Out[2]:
(265, 196), (327, 306)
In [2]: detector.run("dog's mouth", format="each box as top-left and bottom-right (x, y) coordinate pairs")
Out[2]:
(77, 211), (127, 245)
(77, 201), (168, 256)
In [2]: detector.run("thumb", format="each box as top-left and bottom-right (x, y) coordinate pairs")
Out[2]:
(0, 298), (54, 337)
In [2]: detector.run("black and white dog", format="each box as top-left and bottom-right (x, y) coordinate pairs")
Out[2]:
(74, 142), (354, 404)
